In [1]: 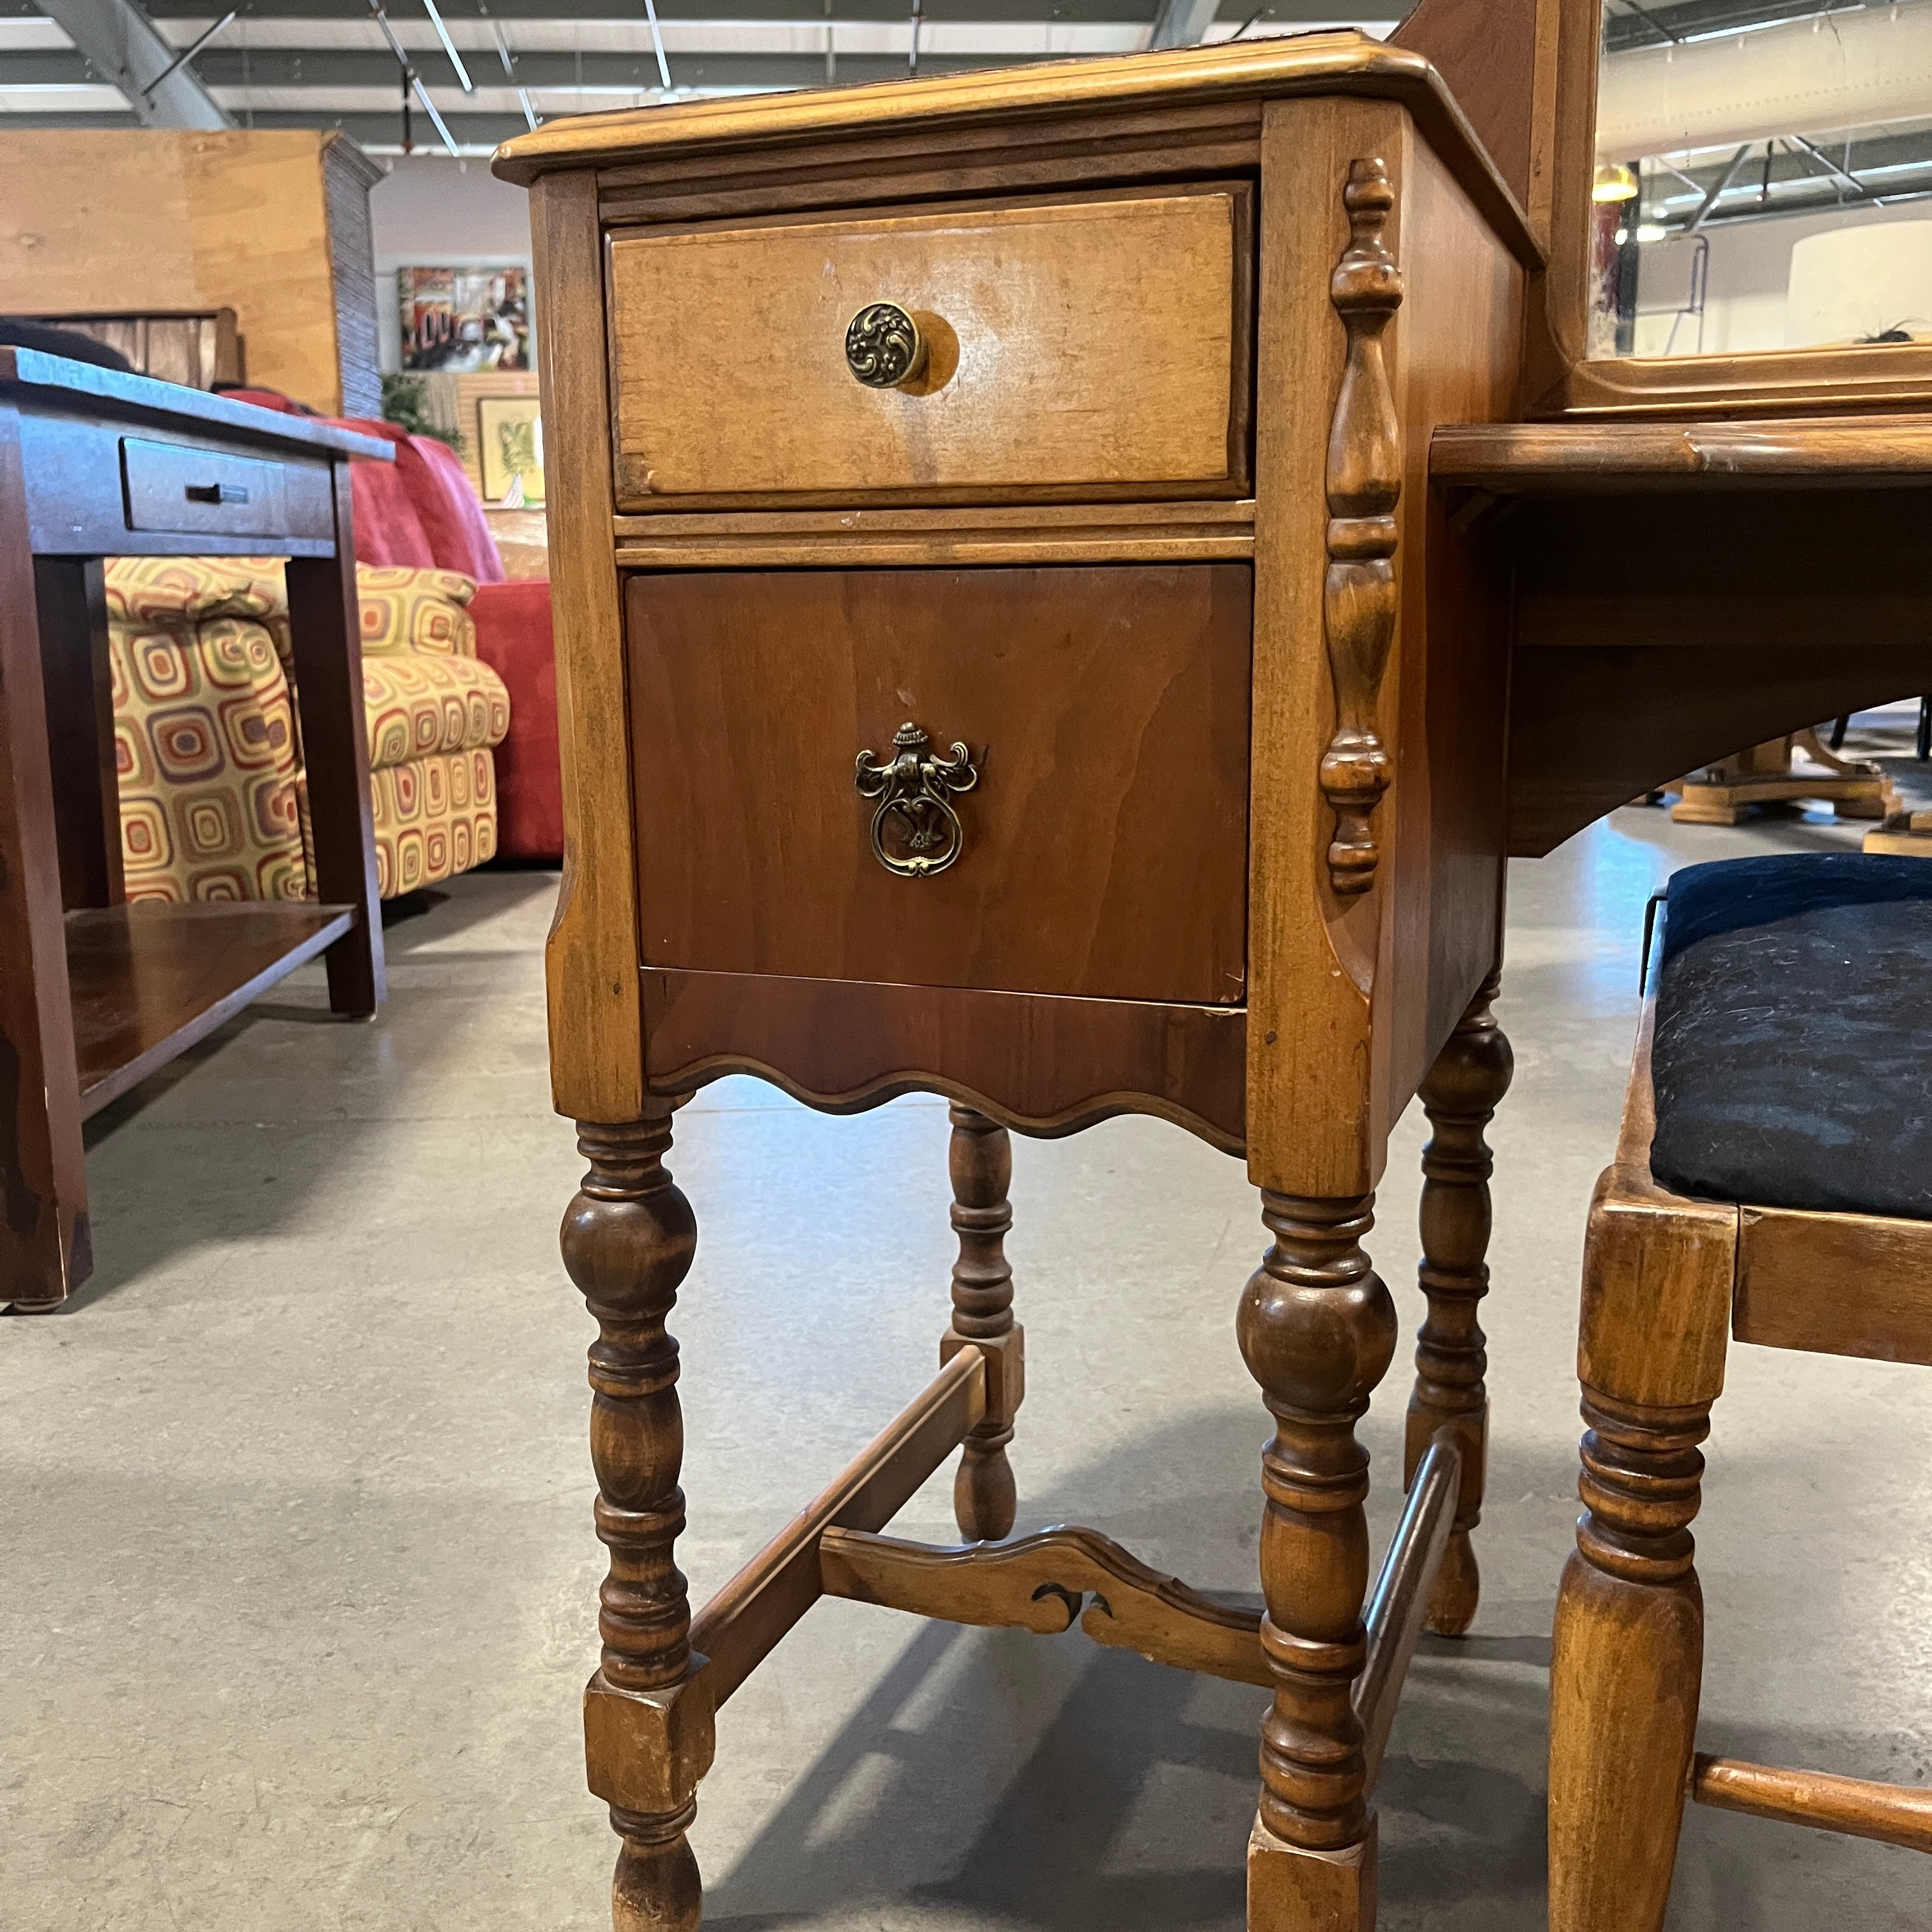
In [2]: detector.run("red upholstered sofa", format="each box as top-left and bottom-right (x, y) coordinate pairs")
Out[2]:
(224, 388), (564, 863)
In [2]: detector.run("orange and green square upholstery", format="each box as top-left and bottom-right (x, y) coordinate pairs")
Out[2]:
(108, 557), (510, 903)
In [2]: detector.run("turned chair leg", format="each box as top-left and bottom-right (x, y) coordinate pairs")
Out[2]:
(942, 1103), (1023, 1541)
(562, 1111), (713, 1932)
(1547, 1390), (1710, 1932)
(1406, 970), (1513, 1636)
(1239, 1192), (1399, 1931)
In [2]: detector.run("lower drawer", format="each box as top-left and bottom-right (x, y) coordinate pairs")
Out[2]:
(626, 564), (1252, 1005)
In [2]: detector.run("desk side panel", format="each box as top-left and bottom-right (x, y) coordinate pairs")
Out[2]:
(1247, 98), (1520, 1197)
(532, 169), (646, 1123)
(1372, 129), (1522, 1162)
(1248, 94), (1389, 1199)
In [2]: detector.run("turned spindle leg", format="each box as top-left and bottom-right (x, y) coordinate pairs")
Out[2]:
(941, 1103), (1023, 1541)
(562, 1112), (714, 1932)
(1405, 970), (1513, 1636)
(1239, 1192), (1399, 1930)
(1547, 1390), (1711, 1932)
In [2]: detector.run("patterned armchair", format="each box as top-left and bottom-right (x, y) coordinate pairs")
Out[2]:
(110, 557), (510, 902)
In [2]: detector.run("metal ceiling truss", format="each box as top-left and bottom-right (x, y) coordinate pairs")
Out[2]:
(35, 0), (231, 125)
(1644, 124), (1932, 231)
(1602, 0), (1916, 57)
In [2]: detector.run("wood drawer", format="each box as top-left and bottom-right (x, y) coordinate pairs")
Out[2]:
(120, 436), (332, 540)
(627, 565), (1252, 1004)
(607, 184), (1252, 509)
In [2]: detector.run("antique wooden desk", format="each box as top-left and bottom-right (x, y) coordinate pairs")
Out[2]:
(0, 350), (388, 1311)
(497, 13), (1932, 1929)
(498, 33), (1537, 1931)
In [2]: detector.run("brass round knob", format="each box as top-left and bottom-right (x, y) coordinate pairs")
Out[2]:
(845, 303), (928, 390)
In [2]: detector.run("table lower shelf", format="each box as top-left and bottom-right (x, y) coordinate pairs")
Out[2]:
(69, 900), (355, 1119)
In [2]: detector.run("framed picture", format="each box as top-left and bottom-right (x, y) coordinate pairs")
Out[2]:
(398, 266), (531, 372)
(477, 395), (546, 507)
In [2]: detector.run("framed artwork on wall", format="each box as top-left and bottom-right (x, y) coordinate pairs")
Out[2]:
(398, 266), (531, 371)
(477, 395), (545, 506)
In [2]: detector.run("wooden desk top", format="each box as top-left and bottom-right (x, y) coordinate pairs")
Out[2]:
(493, 33), (1542, 266)
(1433, 413), (1932, 493)
(0, 347), (392, 463)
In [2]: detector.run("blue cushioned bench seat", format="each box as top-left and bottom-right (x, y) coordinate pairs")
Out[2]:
(1650, 853), (1932, 1220)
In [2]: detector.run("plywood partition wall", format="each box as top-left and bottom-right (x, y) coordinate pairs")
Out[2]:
(0, 130), (383, 417)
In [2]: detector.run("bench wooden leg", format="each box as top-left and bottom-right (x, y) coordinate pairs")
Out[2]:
(1406, 969), (1512, 1636)
(1548, 1388), (1710, 1932)
(1239, 1192), (1398, 1931)
(563, 1111), (711, 1932)
(942, 1104), (1022, 1542)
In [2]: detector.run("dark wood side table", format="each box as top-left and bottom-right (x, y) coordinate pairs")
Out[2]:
(0, 348), (391, 1311)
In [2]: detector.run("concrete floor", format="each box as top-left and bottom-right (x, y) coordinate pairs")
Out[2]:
(5, 806), (1930, 1931)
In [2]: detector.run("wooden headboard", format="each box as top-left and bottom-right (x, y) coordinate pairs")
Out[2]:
(15, 309), (243, 390)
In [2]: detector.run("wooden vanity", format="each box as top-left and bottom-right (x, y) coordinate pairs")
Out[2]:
(494, 2), (1932, 1926)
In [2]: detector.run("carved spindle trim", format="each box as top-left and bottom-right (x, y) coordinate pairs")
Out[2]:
(1320, 156), (1406, 898)
(1574, 1389), (1710, 1588)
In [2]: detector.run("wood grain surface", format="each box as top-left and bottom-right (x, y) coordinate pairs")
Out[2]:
(608, 186), (1248, 506)
(610, 499), (1255, 570)
(0, 408), (87, 1308)
(1393, 0), (1563, 236)
(641, 969), (1248, 1151)
(531, 169), (647, 1125)
(1735, 1206), (1932, 1367)
(627, 565), (1252, 1005)
(494, 33), (1544, 268)
(69, 901), (353, 1116)
(1246, 97), (1521, 1200)
(1691, 1755), (1932, 1855)
(594, 101), (1264, 232)
(34, 556), (121, 913)
(1504, 491), (1932, 855)
(1436, 413), (1932, 489)
(284, 459), (383, 1017)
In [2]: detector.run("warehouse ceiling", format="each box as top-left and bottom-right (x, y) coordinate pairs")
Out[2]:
(0, 0), (1404, 154)
(1, 0), (1926, 165)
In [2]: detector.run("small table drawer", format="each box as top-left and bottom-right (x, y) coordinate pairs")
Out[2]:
(628, 564), (1252, 1006)
(121, 437), (332, 540)
(608, 183), (1252, 508)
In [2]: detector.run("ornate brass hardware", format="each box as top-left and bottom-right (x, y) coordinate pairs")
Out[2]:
(854, 723), (977, 877)
(845, 303), (928, 389)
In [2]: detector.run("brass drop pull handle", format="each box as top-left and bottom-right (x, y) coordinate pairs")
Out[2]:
(854, 723), (977, 878)
(845, 303), (928, 389)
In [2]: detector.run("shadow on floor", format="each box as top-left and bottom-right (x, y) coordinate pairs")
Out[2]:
(693, 1399), (1928, 1932)
(35, 871), (563, 1314)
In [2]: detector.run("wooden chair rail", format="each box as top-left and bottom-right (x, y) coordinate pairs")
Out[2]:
(820, 1521), (1272, 1687)
(686, 1347), (988, 1708)
(1691, 1756), (1932, 1857)
(1357, 1433), (1462, 1790)
(670, 1368), (1460, 1792)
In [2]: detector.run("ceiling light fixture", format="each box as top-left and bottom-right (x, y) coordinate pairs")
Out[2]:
(1593, 163), (1641, 203)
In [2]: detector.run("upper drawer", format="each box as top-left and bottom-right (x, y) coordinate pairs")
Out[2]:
(606, 183), (1252, 509)
(120, 437), (334, 541)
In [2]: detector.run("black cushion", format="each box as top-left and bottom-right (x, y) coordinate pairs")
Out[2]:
(0, 319), (134, 372)
(1649, 853), (1932, 1220)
